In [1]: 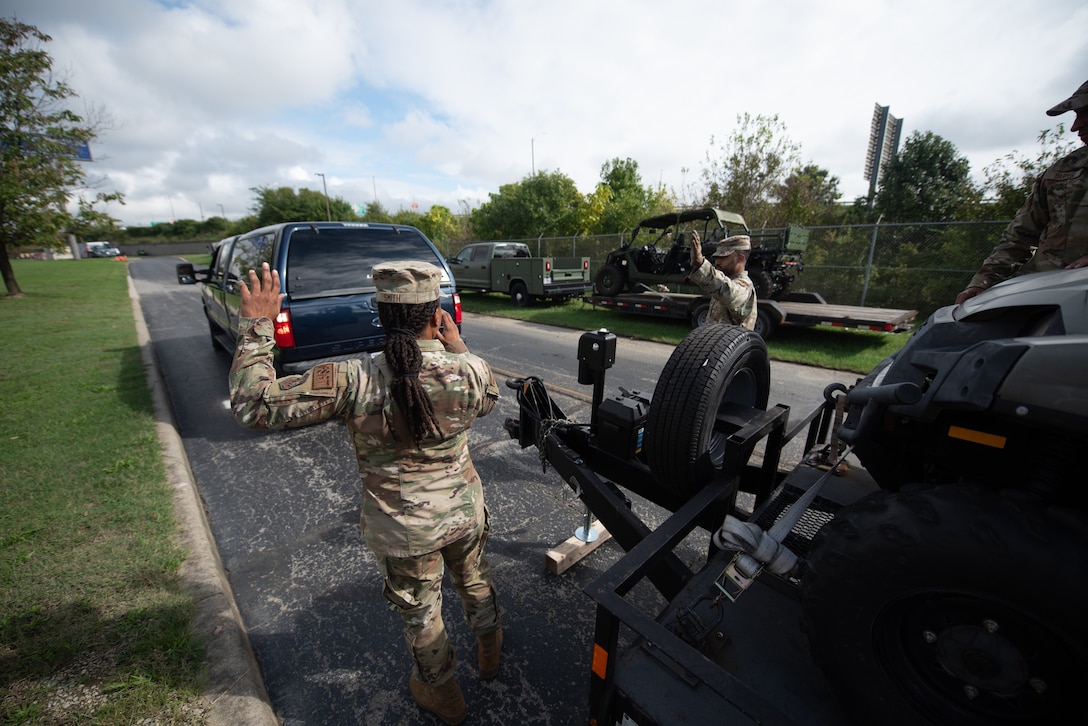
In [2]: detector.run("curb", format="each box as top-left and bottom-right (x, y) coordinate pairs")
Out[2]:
(128, 272), (281, 726)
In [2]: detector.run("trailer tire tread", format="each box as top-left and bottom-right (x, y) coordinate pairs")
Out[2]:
(645, 324), (770, 498)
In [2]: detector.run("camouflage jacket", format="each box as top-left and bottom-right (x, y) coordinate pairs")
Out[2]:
(689, 260), (758, 330)
(968, 144), (1088, 291)
(229, 317), (500, 557)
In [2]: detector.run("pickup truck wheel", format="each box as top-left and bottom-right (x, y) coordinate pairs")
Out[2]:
(510, 281), (533, 307)
(800, 485), (1087, 726)
(644, 324), (770, 500)
(594, 265), (625, 296)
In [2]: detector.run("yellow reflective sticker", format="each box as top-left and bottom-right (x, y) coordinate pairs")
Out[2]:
(947, 425), (1006, 449)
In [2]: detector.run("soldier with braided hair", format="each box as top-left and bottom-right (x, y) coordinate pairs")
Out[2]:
(380, 296), (445, 444)
(229, 260), (502, 725)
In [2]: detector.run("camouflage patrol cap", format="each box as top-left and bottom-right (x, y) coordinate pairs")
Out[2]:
(1046, 79), (1088, 116)
(711, 235), (752, 257)
(373, 260), (441, 304)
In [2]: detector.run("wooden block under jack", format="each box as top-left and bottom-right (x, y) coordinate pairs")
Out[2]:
(545, 522), (612, 575)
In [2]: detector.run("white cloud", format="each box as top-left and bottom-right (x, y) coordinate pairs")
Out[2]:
(7, 0), (1088, 226)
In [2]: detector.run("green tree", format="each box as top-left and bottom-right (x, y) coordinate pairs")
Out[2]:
(419, 204), (463, 243)
(470, 171), (583, 239)
(593, 158), (652, 234)
(980, 125), (1077, 220)
(390, 208), (424, 229)
(198, 215), (231, 237)
(700, 113), (801, 227)
(874, 131), (980, 222)
(579, 183), (613, 237)
(249, 185), (358, 226)
(774, 164), (843, 226)
(0, 19), (112, 296)
(361, 198), (392, 223)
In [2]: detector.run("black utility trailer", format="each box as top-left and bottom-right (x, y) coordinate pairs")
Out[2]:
(505, 274), (1087, 726)
(504, 327), (863, 724)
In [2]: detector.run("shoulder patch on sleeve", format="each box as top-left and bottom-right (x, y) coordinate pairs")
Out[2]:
(312, 363), (336, 390)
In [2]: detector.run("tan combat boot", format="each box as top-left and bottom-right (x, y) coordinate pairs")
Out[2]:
(477, 628), (503, 680)
(409, 674), (467, 725)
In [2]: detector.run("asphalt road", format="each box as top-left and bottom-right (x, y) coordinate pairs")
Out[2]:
(128, 256), (856, 725)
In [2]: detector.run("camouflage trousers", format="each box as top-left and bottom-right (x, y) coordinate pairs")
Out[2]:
(375, 509), (502, 685)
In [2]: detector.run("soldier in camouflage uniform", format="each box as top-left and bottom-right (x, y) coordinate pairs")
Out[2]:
(688, 230), (758, 329)
(956, 79), (1088, 304)
(229, 260), (502, 725)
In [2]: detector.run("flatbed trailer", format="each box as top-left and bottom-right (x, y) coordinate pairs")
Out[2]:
(504, 329), (864, 724)
(582, 289), (916, 338)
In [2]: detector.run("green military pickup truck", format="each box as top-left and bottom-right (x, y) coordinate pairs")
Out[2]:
(447, 241), (591, 306)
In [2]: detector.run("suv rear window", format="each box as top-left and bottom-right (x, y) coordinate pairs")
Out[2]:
(285, 227), (446, 299)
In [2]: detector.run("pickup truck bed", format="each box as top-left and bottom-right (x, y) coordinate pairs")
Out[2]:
(447, 242), (590, 305)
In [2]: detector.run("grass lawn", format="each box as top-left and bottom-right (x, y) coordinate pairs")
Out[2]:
(1, 260), (206, 724)
(457, 292), (910, 374)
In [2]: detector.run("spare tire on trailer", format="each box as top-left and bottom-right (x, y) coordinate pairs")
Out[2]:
(644, 324), (770, 500)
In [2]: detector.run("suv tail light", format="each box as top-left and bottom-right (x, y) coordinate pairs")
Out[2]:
(583, 259), (590, 270)
(453, 293), (463, 325)
(274, 310), (296, 348)
(545, 260), (552, 273)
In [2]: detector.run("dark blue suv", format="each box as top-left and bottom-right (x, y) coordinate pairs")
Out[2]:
(177, 221), (461, 373)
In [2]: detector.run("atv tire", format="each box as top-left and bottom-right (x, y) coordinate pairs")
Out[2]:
(750, 270), (774, 301)
(644, 324), (770, 500)
(800, 485), (1088, 726)
(594, 264), (625, 296)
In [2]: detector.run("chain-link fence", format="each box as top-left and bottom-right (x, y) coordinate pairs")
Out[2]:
(442, 220), (1009, 319)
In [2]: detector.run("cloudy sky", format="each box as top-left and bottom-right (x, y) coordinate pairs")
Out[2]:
(7, 0), (1088, 228)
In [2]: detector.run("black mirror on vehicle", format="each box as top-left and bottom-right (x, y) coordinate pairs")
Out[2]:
(176, 262), (196, 285)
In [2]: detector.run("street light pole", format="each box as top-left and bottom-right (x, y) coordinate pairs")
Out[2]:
(217, 203), (226, 219)
(315, 173), (332, 221)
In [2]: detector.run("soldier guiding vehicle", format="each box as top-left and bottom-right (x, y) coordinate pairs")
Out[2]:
(229, 260), (502, 725)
